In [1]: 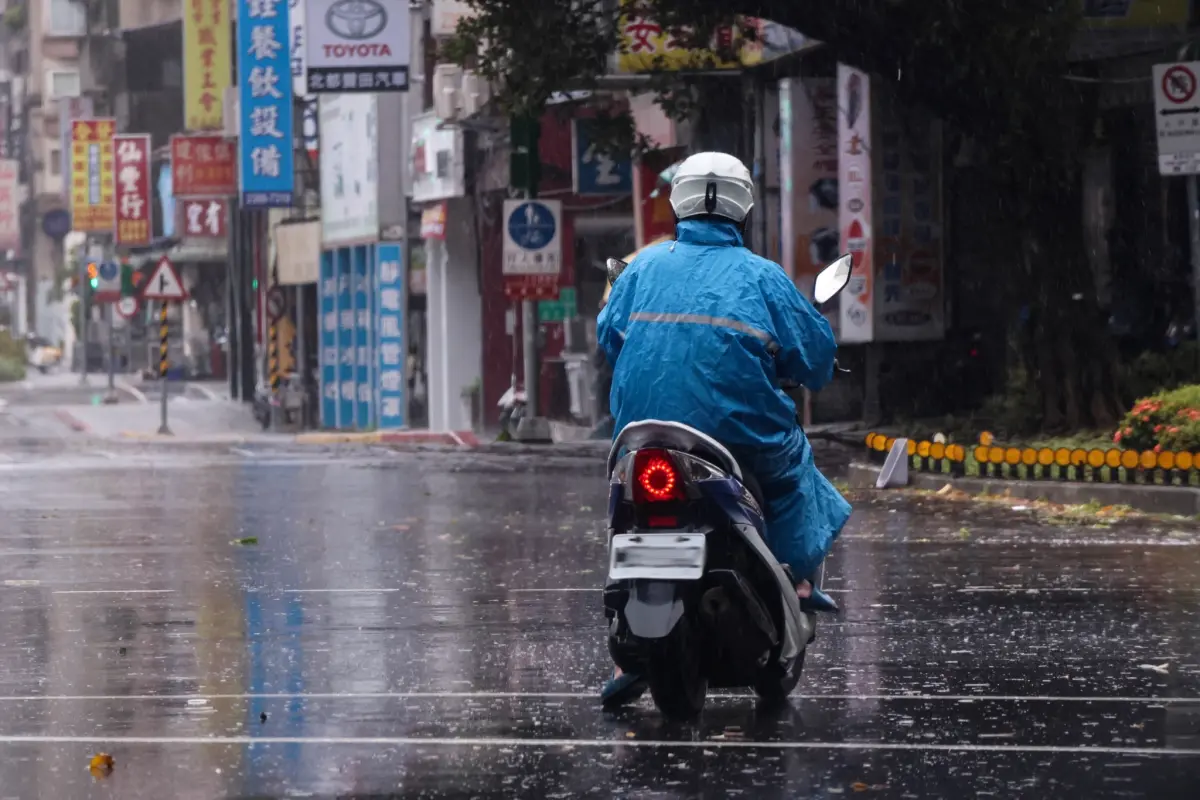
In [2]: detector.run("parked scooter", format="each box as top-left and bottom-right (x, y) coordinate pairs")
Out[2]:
(496, 382), (526, 441)
(601, 254), (853, 719)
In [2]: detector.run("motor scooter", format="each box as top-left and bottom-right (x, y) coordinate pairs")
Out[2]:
(602, 254), (853, 719)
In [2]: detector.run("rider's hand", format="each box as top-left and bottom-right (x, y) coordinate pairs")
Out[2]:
(795, 580), (813, 599)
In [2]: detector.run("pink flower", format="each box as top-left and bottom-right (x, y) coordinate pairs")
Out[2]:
(1170, 426), (1180, 434)
(1155, 444), (1163, 453)
(1155, 425), (1163, 433)
(1125, 427), (1133, 436)
(1113, 431), (1123, 443)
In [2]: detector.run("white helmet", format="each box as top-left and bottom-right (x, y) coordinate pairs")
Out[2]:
(669, 152), (755, 224)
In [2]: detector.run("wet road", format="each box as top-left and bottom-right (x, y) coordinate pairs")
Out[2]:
(0, 446), (1198, 797)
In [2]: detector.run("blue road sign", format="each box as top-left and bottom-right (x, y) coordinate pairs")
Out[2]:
(506, 202), (557, 251)
(98, 261), (118, 281)
(573, 119), (633, 195)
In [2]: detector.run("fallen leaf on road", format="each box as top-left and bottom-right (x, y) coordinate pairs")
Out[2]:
(390, 524), (410, 531)
(851, 782), (869, 792)
(88, 753), (114, 778)
(1139, 663), (1170, 674)
(230, 537), (259, 546)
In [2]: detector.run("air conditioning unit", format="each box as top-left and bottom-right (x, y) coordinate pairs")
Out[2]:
(432, 63), (463, 121)
(460, 70), (491, 117)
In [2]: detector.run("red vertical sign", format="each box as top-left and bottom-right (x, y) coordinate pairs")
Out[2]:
(113, 134), (152, 246)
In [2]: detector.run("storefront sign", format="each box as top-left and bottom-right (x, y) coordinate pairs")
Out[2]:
(634, 159), (676, 248)
(616, 2), (766, 73)
(183, 0), (232, 130)
(180, 198), (228, 238)
(572, 119), (633, 195)
(238, 0), (295, 207)
(410, 112), (465, 203)
(780, 78), (839, 301)
(113, 134), (152, 246)
(873, 97), (945, 342)
(320, 244), (381, 429)
(420, 203), (447, 240)
(318, 94), (378, 244)
(305, 0), (412, 93)
(837, 64), (874, 343)
(376, 242), (405, 429)
(353, 246), (373, 429)
(319, 250), (339, 427)
(171, 135), (237, 197)
(58, 97), (92, 200)
(69, 118), (116, 233)
(0, 159), (17, 251)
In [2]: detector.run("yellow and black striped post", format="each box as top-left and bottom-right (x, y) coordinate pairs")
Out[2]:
(268, 319), (279, 395)
(157, 302), (172, 435)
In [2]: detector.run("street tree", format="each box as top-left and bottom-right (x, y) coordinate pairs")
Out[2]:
(448, 1), (1123, 432)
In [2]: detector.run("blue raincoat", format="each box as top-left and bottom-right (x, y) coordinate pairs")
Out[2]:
(598, 219), (852, 581)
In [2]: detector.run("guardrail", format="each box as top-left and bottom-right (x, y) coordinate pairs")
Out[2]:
(863, 432), (1199, 486)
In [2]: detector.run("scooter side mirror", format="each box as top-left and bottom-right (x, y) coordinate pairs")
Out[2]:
(812, 254), (853, 305)
(606, 258), (628, 286)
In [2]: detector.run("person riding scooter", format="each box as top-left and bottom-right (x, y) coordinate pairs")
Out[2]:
(596, 151), (852, 707)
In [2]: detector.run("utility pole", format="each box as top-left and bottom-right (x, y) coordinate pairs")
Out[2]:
(510, 113), (550, 441)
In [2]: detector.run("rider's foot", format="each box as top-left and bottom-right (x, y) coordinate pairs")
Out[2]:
(795, 580), (813, 598)
(601, 667), (648, 709)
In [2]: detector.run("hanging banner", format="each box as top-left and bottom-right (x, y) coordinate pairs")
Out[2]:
(237, 0), (295, 207)
(353, 245), (373, 429)
(183, 0), (232, 130)
(171, 134), (237, 197)
(318, 94), (379, 245)
(0, 159), (18, 251)
(69, 118), (116, 233)
(376, 242), (405, 430)
(58, 97), (93, 200)
(304, 0), (412, 93)
(113, 134), (152, 246)
(837, 64), (874, 343)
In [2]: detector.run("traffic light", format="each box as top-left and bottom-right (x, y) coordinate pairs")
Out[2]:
(120, 263), (135, 297)
(86, 262), (99, 289)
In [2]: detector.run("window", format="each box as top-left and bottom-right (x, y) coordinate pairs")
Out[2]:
(46, 0), (86, 36)
(45, 70), (81, 99)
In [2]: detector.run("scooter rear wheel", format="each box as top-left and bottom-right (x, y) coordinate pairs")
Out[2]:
(647, 616), (707, 720)
(753, 648), (805, 706)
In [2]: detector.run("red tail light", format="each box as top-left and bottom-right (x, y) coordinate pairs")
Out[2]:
(632, 449), (684, 503)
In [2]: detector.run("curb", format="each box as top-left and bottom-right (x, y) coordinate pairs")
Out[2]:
(53, 409), (92, 434)
(847, 462), (1200, 518)
(293, 430), (481, 447)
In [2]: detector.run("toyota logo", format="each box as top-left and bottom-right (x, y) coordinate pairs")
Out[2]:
(326, 0), (388, 41)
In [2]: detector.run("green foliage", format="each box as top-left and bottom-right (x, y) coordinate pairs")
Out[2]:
(0, 330), (25, 382)
(1116, 386), (1200, 452)
(1117, 344), (1200, 405)
(977, 365), (1043, 437)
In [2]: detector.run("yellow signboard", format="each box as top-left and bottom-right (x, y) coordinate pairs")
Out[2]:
(69, 118), (116, 233)
(183, 0), (232, 130)
(1079, 0), (1190, 27)
(616, 1), (766, 73)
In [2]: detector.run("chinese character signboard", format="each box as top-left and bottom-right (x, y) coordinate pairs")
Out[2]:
(616, 1), (766, 73)
(336, 248), (355, 426)
(837, 64), (874, 344)
(1081, 0), (1189, 28)
(0, 159), (18, 251)
(113, 135), (152, 246)
(70, 119), (116, 233)
(171, 135), (237, 197)
(376, 243), (405, 429)
(180, 198), (228, 238)
(58, 97), (93, 200)
(320, 251), (339, 427)
(353, 246), (374, 429)
(183, 0), (232, 130)
(238, 0), (295, 207)
(873, 96), (945, 342)
(304, 0), (412, 93)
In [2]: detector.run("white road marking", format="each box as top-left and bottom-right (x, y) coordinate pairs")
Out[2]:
(0, 691), (1195, 704)
(51, 589), (174, 595)
(0, 734), (1193, 756)
(280, 589), (401, 594)
(117, 381), (148, 404)
(191, 384), (221, 401)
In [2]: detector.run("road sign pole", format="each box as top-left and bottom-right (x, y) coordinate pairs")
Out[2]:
(1188, 175), (1200, 350)
(78, 237), (89, 385)
(105, 303), (117, 402)
(158, 301), (172, 436)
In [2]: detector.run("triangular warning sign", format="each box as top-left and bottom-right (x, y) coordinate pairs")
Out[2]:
(142, 256), (188, 300)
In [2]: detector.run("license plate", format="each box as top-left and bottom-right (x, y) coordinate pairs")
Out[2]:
(608, 533), (706, 581)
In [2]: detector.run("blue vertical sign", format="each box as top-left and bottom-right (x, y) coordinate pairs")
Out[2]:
(353, 245), (374, 429)
(237, 0), (295, 208)
(376, 243), (405, 430)
(571, 119), (633, 195)
(319, 252), (337, 428)
(336, 249), (355, 427)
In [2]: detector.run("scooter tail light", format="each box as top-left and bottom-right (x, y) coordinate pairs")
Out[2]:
(631, 448), (685, 504)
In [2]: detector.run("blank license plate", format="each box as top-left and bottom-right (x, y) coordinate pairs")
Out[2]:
(608, 533), (706, 581)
